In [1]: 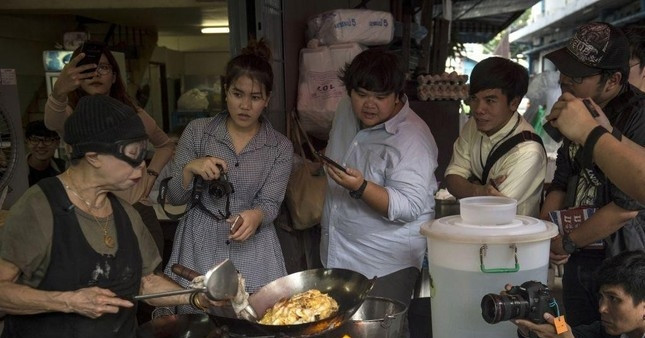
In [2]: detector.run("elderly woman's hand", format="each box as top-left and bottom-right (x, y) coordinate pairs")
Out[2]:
(66, 287), (133, 319)
(51, 53), (98, 101)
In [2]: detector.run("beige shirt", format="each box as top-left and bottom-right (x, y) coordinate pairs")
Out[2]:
(445, 113), (546, 216)
(44, 95), (175, 204)
(0, 184), (161, 287)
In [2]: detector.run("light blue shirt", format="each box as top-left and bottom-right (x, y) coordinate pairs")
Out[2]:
(321, 95), (438, 279)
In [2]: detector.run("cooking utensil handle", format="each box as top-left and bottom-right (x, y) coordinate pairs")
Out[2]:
(172, 264), (201, 281)
(132, 288), (202, 301)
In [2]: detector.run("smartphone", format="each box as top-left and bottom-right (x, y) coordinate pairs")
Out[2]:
(316, 151), (347, 173)
(230, 215), (242, 234)
(76, 41), (103, 73)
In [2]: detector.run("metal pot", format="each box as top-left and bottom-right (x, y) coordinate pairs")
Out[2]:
(207, 268), (375, 336)
(332, 296), (407, 338)
(434, 198), (460, 218)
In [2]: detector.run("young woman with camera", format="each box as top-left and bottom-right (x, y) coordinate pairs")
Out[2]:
(162, 39), (293, 312)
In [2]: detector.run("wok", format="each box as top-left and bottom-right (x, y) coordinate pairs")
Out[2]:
(207, 268), (375, 337)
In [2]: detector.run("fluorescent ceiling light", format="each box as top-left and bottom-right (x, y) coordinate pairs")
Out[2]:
(201, 27), (229, 34)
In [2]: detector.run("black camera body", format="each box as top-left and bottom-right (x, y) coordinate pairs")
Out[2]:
(208, 173), (235, 198)
(481, 281), (555, 324)
(193, 172), (235, 200)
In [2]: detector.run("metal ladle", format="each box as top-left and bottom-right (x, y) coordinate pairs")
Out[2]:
(132, 259), (239, 301)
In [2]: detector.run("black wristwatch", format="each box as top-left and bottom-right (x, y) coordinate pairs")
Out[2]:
(349, 180), (368, 199)
(562, 233), (578, 254)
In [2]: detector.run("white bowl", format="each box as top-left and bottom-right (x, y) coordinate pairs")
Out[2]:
(459, 196), (517, 225)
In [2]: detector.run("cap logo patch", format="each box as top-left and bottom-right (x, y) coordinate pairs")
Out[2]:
(567, 24), (610, 66)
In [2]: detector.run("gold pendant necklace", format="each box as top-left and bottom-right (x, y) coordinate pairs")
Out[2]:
(63, 170), (114, 248)
(93, 214), (116, 248)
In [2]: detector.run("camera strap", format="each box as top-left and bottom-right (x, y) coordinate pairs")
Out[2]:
(157, 177), (231, 221)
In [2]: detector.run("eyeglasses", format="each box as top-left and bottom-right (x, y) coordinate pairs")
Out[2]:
(565, 71), (602, 85)
(96, 63), (114, 76)
(27, 136), (59, 146)
(630, 62), (641, 69)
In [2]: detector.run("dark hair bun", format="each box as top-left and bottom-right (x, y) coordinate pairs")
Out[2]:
(241, 38), (272, 62)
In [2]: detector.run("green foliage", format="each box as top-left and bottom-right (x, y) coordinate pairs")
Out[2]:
(483, 8), (532, 56)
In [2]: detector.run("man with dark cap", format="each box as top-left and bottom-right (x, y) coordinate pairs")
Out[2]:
(25, 120), (65, 186)
(445, 56), (546, 217)
(541, 22), (645, 326)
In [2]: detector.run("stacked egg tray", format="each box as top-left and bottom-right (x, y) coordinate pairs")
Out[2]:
(416, 72), (469, 101)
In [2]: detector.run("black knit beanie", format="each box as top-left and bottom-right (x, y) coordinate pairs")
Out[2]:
(64, 95), (146, 146)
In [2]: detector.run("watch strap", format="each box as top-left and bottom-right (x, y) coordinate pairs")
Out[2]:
(349, 180), (368, 199)
(562, 233), (577, 254)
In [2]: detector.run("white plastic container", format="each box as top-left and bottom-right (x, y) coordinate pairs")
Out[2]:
(460, 196), (517, 225)
(420, 197), (557, 338)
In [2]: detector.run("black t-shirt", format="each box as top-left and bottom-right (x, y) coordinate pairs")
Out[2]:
(28, 158), (65, 186)
(549, 84), (645, 255)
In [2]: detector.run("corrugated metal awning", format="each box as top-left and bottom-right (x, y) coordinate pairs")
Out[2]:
(445, 0), (540, 43)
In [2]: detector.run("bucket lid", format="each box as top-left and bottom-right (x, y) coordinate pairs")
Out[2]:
(420, 215), (558, 244)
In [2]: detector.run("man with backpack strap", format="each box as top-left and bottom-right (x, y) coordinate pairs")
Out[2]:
(445, 56), (546, 217)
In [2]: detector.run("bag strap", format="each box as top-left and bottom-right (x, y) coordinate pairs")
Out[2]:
(480, 131), (545, 184)
(157, 177), (186, 220)
(292, 110), (319, 161)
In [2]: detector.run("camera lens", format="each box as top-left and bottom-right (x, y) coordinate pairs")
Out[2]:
(209, 182), (226, 199)
(481, 293), (529, 324)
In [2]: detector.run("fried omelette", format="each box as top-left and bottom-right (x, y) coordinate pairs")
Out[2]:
(258, 289), (339, 325)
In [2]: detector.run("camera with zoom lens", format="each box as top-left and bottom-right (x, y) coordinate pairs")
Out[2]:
(481, 281), (556, 324)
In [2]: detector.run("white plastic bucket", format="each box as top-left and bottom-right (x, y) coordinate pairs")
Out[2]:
(420, 205), (557, 338)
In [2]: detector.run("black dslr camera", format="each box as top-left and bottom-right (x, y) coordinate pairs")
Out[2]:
(193, 165), (235, 200)
(481, 281), (556, 324)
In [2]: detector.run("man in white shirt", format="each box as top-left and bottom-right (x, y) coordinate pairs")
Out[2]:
(445, 56), (546, 217)
(320, 49), (438, 306)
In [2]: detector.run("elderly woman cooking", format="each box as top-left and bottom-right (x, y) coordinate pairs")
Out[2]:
(0, 95), (208, 338)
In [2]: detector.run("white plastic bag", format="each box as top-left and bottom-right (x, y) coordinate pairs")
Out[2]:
(296, 42), (365, 140)
(307, 9), (394, 46)
(177, 88), (209, 110)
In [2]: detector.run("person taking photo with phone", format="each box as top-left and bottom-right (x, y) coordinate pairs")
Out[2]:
(44, 41), (174, 257)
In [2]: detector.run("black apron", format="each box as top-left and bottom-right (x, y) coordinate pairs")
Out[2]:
(2, 177), (142, 338)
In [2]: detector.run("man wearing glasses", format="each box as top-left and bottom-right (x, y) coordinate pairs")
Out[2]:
(623, 25), (645, 92)
(542, 22), (645, 326)
(25, 120), (65, 186)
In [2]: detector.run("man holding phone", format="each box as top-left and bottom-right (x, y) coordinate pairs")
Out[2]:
(320, 49), (438, 308)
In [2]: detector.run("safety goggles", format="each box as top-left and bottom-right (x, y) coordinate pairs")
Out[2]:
(70, 138), (149, 167)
